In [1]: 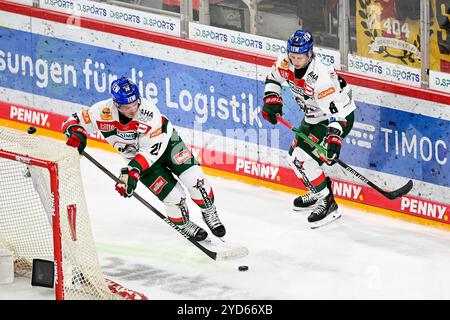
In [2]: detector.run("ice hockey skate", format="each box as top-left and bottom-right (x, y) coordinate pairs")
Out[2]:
(293, 177), (332, 212)
(180, 220), (208, 241)
(293, 191), (320, 212)
(307, 190), (341, 229)
(202, 205), (226, 238)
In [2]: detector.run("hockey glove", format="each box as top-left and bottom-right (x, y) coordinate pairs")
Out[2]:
(262, 95), (283, 125)
(65, 126), (87, 154)
(115, 167), (140, 198)
(322, 123), (343, 165)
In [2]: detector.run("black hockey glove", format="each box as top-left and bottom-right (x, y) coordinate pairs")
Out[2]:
(262, 95), (283, 125)
(115, 167), (140, 198)
(322, 123), (342, 165)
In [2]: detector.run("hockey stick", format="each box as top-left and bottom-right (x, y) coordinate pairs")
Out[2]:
(27, 126), (246, 260)
(275, 114), (413, 200)
(82, 151), (248, 261)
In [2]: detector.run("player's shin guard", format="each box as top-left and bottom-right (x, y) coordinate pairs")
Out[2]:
(162, 182), (207, 241)
(179, 166), (226, 238)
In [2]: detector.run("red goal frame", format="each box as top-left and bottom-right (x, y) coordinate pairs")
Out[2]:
(0, 149), (64, 300)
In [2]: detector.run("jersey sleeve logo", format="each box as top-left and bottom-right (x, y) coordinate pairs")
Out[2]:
(278, 68), (290, 79)
(101, 107), (113, 120)
(81, 109), (92, 124)
(317, 87), (336, 99)
(174, 149), (192, 165)
(149, 127), (162, 138)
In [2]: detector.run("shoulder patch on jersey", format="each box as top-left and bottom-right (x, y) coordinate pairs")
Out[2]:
(280, 59), (289, 69)
(139, 109), (154, 122)
(306, 71), (318, 84)
(317, 87), (336, 99)
(278, 68), (291, 80)
(101, 107), (112, 120)
(81, 108), (91, 124)
(174, 149), (192, 165)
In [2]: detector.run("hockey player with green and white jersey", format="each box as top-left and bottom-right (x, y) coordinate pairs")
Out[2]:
(62, 77), (226, 241)
(262, 30), (356, 228)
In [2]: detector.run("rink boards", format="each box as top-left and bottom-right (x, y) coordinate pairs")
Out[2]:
(0, 2), (450, 230)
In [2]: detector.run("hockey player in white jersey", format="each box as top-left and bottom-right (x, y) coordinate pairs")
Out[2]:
(62, 77), (226, 241)
(262, 30), (356, 228)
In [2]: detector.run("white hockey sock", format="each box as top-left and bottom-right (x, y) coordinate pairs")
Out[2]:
(162, 182), (189, 225)
(289, 147), (328, 194)
(178, 165), (214, 209)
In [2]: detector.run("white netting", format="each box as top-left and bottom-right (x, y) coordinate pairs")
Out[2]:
(0, 126), (122, 300)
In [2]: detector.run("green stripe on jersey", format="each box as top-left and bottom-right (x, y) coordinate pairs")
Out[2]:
(265, 79), (282, 87)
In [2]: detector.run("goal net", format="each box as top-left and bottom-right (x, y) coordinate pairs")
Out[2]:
(0, 126), (146, 300)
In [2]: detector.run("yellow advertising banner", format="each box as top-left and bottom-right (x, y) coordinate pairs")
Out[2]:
(356, 0), (421, 67)
(430, 0), (450, 73)
(356, 0), (450, 72)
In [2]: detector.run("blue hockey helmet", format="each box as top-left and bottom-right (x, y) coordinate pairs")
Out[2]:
(110, 77), (140, 105)
(286, 30), (313, 55)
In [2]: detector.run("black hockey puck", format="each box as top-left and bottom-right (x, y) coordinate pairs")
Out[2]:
(27, 126), (37, 134)
(238, 265), (248, 272)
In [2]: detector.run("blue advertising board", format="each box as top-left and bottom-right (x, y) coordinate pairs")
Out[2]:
(0, 28), (448, 187)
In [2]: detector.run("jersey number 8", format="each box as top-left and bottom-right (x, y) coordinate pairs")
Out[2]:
(329, 102), (338, 114)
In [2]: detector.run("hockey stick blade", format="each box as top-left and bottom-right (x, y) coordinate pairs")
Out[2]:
(162, 215), (248, 260)
(336, 159), (413, 200)
(215, 247), (249, 261)
(381, 179), (413, 200)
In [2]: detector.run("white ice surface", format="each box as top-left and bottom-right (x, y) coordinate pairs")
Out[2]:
(2, 147), (450, 300)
